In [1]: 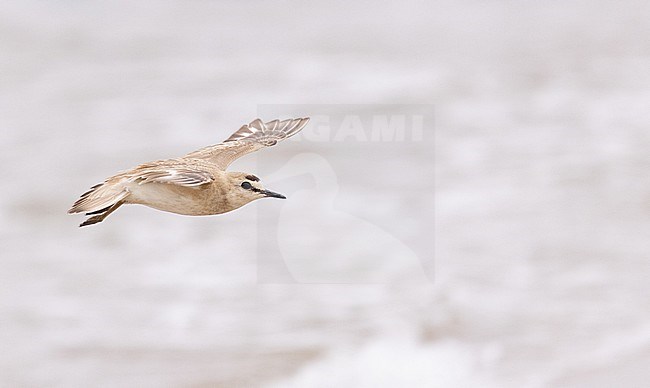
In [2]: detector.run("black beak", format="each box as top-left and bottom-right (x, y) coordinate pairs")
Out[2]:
(261, 189), (286, 199)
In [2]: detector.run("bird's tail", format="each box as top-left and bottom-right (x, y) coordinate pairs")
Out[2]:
(68, 179), (130, 215)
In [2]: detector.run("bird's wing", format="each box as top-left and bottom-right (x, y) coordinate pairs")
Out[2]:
(183, 117), (309, 170)
(128, 160), (214, 187)
(68, 160), (213, 215)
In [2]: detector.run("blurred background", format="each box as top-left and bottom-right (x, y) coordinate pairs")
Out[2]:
(1, 0), (649, 387)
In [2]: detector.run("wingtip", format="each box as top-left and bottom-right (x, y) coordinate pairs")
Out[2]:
(223, 116), (310, 145)
(286, 117), (310, 137)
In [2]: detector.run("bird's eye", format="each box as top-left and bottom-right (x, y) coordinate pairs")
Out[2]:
(241, 182), (252, 190)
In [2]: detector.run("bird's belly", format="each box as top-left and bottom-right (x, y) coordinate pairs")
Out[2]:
(126, 183), (220, 216)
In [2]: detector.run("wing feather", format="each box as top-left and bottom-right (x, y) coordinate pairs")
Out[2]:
(131, 162), (214, 187)
(68, 160), (213, 214)
(184, 117), (309, 170)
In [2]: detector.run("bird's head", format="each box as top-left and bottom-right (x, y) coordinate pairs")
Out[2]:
(225, 172), (286, 208)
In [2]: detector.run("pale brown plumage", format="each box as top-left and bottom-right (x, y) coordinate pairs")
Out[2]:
(69, 117), (309, 227)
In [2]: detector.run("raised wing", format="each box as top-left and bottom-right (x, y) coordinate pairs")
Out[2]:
(184, 117), (309, 170)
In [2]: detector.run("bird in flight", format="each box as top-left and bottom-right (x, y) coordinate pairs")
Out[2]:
(68, 117), (309, 227)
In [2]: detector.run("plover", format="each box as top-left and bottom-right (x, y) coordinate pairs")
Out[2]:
(69, 117), (309, 227)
